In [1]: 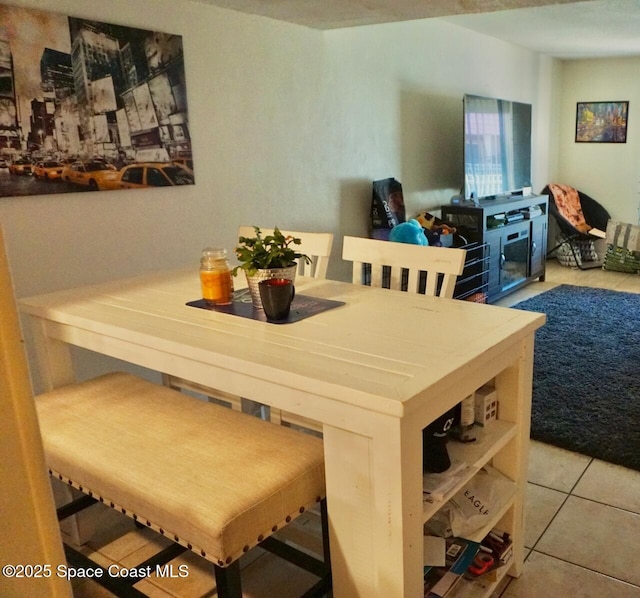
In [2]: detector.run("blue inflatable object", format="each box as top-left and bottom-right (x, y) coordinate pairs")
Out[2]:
(388, 219), (428, 246)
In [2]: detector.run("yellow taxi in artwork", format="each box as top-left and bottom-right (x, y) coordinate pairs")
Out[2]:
(33, 160), (64, 180)
(61, 160), (117, 190)
(97, 162), (195, 190)
(8, 157), (32, 175)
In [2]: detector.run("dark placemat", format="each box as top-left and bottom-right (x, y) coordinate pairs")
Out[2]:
(187, 288), (345, 324)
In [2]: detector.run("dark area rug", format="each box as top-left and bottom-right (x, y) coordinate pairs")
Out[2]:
(514, 284), (640, 472)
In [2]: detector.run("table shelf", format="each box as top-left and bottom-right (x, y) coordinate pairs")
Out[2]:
(423, 419), (520, 597)
(423, 420), (517, 523)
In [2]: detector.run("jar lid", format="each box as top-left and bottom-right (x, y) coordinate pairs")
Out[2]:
(201, 247), (227, 259)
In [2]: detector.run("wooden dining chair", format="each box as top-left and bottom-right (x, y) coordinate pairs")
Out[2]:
(342, 235), (468, 472)
(165, 227), (333, 434)
(1, 227), (331, 598)
(1, 226), (72, 598)
(237, 226), (334, 279)
(342, 235), (467, 299)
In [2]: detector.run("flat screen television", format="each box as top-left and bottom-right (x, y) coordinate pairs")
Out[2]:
(463, 94), (532, 201)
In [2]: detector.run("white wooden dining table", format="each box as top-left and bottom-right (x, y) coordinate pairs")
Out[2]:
(19, 269), (544, 597)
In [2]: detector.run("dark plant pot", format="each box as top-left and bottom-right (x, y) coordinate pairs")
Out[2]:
(245, 265), (297, 309)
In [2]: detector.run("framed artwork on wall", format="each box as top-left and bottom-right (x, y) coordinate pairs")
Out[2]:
(0, 4), (194, 198)
(575, 101), (629, 143)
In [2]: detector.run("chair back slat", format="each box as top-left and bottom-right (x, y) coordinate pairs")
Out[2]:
(237, 226), (334, 279)
(342, 236), (466, 299)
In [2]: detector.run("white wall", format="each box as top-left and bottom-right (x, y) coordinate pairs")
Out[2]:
(324, 20), (556, 222)
(0, 0), (556, 387)
(557, 56), (640, 223)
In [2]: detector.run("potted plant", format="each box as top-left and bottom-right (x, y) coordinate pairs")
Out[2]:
(233, 226), (310, 308)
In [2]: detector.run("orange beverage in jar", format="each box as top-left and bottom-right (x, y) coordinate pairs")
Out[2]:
(200, 248), (233, 305)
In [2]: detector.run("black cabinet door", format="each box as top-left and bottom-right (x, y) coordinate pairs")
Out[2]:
(530, 217), (547, 279)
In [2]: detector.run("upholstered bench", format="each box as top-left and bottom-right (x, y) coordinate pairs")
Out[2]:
(36, 372), (330, 597)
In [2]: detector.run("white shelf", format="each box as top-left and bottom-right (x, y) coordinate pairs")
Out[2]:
(422, 420), (519, 597)
(423, 420), (517, 522)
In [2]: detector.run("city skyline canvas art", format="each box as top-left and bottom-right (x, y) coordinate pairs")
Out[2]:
(575, 101), (628, 143)
(0, 3), (194, 197)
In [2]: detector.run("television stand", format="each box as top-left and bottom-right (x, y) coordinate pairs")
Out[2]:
(442, 194), (548, 303)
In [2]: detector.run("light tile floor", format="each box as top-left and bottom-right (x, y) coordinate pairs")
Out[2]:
(70, 260), (640, 597)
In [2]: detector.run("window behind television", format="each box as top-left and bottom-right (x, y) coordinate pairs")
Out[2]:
(463, 94), (532, 201)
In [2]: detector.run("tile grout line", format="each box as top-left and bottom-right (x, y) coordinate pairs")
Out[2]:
(503, 454), (640, 595)
(498, 460), (593, 598)
(526, 457), (640, 588)
(530, 547), (640, 590)
(567, 493), (640, 517)
(526, 456), (594, 555)
(529, 462), (640, 516)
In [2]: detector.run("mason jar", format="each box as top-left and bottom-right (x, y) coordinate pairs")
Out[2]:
(200, 247), (234, 306)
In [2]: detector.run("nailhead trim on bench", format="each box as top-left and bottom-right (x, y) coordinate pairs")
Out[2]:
(50, 467), (323, 567)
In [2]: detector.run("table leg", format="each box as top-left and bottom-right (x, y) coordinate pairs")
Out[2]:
(323, 416), (424, 597)
(493, 336), (534, 578)
(29, 317), (75, 392)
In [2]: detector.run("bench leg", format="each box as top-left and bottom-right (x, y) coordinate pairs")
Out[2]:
(214, 561), (242, 598)
(320, 498), (331, 568)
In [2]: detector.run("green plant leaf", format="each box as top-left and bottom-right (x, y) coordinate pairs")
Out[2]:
(233, 226), (311, 277)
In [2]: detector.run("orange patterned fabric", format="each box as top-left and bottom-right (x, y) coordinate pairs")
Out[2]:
(548, 183), (591, 233)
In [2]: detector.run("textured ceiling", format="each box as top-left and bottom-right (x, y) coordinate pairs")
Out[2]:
(444, 0), (640, 59)
(192, 0), (579, 29)
(192, 0), (640, 59)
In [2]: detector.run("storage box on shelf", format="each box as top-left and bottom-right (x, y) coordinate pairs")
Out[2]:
(474, 384), (498, 427)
